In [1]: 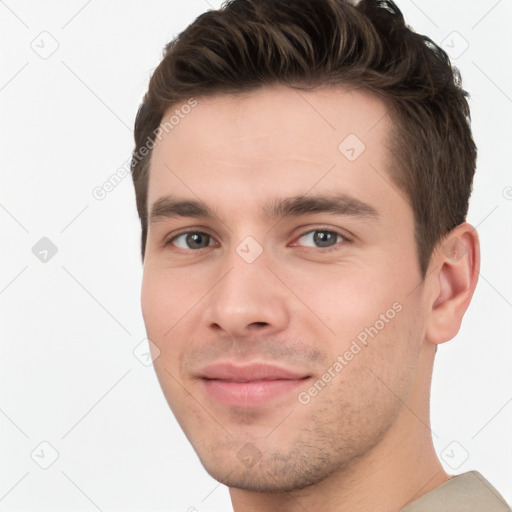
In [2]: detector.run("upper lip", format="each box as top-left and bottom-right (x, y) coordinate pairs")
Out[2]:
(199, 362), (310, 382)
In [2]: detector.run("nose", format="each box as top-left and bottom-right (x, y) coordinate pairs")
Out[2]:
(203, 248), (290, 338)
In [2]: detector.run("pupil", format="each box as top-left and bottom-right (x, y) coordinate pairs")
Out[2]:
(314, 231), (335, 247)
(187, 233), (208, 248)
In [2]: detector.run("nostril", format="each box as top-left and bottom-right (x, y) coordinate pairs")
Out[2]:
(250, 322), (268, 328)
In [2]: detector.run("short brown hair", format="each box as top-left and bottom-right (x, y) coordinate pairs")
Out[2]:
(131, 0), (476, 278)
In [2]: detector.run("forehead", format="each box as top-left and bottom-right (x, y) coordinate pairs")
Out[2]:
(147, 84), (400, 218)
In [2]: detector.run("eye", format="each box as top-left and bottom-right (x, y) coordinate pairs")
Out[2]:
(167, 231), (216, 250)
(293, 229), (347, 249)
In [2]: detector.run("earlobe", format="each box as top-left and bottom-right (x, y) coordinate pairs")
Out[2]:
(425, 222), (480, 345)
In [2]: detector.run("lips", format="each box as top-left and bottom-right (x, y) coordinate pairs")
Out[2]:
(199, 362), (311, 407)
(200, 362), (309, 382)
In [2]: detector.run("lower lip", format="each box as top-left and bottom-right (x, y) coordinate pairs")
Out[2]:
(202, 378), (309, 407)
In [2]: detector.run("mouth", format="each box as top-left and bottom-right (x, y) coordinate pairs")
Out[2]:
(198, 362), (311, 407)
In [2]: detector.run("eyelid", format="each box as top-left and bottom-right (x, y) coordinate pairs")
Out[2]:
(164, 226), (219, 248)
(290, 226), (353, 245)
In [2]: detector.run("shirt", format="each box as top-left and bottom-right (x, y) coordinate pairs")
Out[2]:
(401, 471), (511, 511)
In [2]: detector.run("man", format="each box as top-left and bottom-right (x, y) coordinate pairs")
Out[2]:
(130, 0), (511, 510)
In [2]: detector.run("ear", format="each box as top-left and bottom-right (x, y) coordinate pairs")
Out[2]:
(425, 222), (480, 345)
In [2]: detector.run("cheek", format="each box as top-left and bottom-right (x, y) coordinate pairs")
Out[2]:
(290, 261), (422, 379)
(141, 265), (215, 379)
(316, 302), (422, 428)
(140, 269), (192, 410)
(140, 268), (189, 368)
(141, 265), (197, 335)
(284, 262), (392, 340)
(140, 271), (169, 337)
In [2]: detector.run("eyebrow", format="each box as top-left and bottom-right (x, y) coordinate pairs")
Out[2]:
(148, 193), (379, 224)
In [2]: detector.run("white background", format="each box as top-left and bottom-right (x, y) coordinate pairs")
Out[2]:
(1, 1), (511, 511)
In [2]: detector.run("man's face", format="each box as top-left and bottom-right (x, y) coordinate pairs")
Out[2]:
(141, 85), (433, 491)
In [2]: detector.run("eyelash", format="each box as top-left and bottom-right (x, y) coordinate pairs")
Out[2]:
(164, 227), (351, 253)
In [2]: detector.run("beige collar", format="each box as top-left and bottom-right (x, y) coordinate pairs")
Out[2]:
(400, 471), (510, 512)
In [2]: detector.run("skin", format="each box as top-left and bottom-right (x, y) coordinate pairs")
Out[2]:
(140, 84), (480, 512)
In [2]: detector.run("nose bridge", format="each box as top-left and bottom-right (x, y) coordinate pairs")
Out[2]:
(204, 237), (289, 335)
